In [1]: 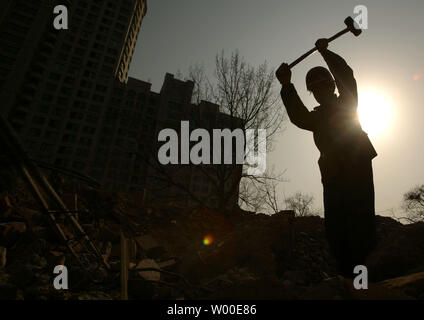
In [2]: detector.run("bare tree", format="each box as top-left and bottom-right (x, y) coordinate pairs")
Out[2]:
(188, 63), (215, 105)
(187, 51), (283, 142)
(239, 168), (286, 214)
(182, 50), (286, 211)
(402, 185), (424, 223)
(285, 192), (317, 217)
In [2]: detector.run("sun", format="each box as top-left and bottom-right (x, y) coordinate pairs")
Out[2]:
(357, 90), (393, 138)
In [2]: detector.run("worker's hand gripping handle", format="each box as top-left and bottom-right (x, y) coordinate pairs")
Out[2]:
(288, 17), (362, 69)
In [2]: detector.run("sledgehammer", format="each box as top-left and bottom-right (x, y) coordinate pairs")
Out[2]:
(288, 17), (362, 69)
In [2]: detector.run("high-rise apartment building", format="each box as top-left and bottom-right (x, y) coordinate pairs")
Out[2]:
(0, 0), (242, 209)
(0, 0), (147, 175)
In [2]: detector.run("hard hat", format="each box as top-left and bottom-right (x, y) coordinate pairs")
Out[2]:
(306, 66), (334, 91)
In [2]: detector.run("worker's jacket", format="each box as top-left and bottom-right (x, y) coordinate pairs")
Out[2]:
(280, 50), (377, 183)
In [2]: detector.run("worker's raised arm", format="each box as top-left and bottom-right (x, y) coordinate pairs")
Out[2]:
(315, 39), (358, 107)
(276, 63), (315, 131)
(281, 84), (315, 131)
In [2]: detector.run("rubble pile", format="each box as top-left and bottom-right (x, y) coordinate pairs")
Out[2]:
(1, 179), (424, 300)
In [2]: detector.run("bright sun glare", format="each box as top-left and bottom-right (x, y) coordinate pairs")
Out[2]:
(357, 90), (393, 138)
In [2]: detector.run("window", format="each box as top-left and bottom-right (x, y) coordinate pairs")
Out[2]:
(78, 1), (88, 8)
(42, 94), (53, 102)
(0, 66), (10, 77)
(60, 86), (71, 95)
(89, 104), (101, 112)
(65, 122), (80, 132)
(48, 119), (61, 129)
(61, 43), (72, 51)
(32, 115), (45, 125)
(149, 97), (158, 106)
(44, 130), (59, 141)
(59, 95), (70, 106)
(90, 51), (101, 59)
(86, 60), (99, 70)
(104, 10), (115, 17)
(75, 8), (85, 17)
(96, 84), (107, 92)
(40, 143), (54, 153)
(84, 22), (95, 31)
(104, 56), (115, 65)
(49, 73), (61, 81)
(63, 77), (75, 85)
(73, 100), (86, 109)
(4, 22), (29, 34)
(37, 104), (50, 114)
(94, 43), (105, 50)
(107, 48), (118, 55)
(77, 90), (89, 99)
(85, 113), (98, 124)
(53, 107), (66, 116)
(70, 112), (84, 120)
(88, 13), (98, 21)
(97, 147), (109, 155)
(62, 134), (76, 143)
(93, 94), (104, 103)
(2, 44), (19, 54)
(59, 146), (73, 155)
(75, 148), (89, 158)
(102, 18), (113, 25)
(29, 128), (42, 137)
(83, 126), (96, 135)
(46, 82), (57, 91)
(75, 47), (87, 57)
(79, 137), (92, 146)
(80, 80), (93, 89)
(71, 57), (83, 65)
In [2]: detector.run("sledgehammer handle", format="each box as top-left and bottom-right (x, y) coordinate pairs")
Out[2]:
(288, 28), (350, 69)
(288, 47), (318, 69)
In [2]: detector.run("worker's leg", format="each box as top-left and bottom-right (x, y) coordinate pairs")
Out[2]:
(323, 181), (351, 276)
(344, 159), (376, 270)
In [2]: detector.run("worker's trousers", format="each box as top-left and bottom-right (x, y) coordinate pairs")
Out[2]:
(322, 158), (376, 278)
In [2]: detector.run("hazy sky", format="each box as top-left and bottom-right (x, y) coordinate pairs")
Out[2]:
(129, 0), (424, 217)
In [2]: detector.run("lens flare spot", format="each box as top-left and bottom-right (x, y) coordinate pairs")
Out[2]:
(202, 234), (214, 246)
(413, 73), (423, 81)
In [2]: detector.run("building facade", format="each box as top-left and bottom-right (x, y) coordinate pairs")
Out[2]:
(0, 0), (242, 209)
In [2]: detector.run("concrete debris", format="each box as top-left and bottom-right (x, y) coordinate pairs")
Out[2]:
(158, 258), (177, 270)
(136, 259), (161, 281)
(0, 178), (424, 300)
(379, 271), (424, 299)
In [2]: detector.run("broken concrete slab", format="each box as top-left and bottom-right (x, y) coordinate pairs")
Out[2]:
(136, 259), (161, 281)
(379, 271), (424, 299)
(158, 258), (177, 270)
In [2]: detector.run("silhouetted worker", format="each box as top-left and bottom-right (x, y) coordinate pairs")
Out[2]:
(276, 39), (378, 277)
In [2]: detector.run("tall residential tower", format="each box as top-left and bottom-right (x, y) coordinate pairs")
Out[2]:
(0, 0), (242, 209)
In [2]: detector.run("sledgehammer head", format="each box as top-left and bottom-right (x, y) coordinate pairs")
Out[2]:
(344, 16), (362, 37)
